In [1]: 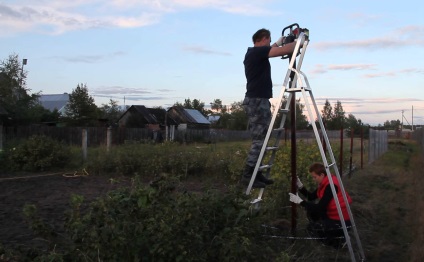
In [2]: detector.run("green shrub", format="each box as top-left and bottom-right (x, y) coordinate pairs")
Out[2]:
(62, 177), (276, 261)
(6, 135), (71, 172)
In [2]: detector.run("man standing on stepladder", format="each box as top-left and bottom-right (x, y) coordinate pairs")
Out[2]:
(241, 28), (297, 188)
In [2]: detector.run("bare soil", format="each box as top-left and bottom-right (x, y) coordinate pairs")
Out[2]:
(0, 172), (132, 252)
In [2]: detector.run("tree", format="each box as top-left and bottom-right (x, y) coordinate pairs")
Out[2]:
(332, 100), (346, 129)
(64, 83), (98, 126)
(0, 53), (42, 125)
(279, 96), (310, 130)
(174, 98), (209, 116)
(321, 99), (333, 125)
(210, 99), (223, 113)
(228, 101), (248, 130)
(346, 114), (363, 136)
(99, 99), (122, 126)
(319, 100), (347, 130)
(383, 119), (401, 130)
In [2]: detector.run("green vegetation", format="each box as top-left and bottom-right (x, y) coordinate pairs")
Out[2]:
(2, 135), (71, 172)
(1, 137), (423, 261)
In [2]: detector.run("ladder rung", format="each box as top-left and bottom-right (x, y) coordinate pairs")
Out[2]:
(285, 87), (302, 92)
(266, 146), (278, 151)
(259, 164), (272, 170)
(274, 127), (284, 132)
(328, 162), (335, 167)
(251, 198), (262, 204)
(279, 109), (289, 114)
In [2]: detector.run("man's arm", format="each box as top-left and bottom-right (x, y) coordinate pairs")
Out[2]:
(268, 42), (296, 58)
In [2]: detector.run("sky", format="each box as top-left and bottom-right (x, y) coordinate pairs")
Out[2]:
(0, 0), (423, 126)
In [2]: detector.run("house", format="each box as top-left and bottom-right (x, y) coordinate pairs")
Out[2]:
(167, 106), (210, 130)
(118, 105), (176, 129)
(38, 93), (69, 114)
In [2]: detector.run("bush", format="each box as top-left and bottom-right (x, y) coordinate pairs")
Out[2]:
(19, 176), (283, 261)
(5, 135), (71, 172)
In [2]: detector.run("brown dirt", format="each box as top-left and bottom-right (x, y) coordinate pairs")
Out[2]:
(0, 172), (132, 252)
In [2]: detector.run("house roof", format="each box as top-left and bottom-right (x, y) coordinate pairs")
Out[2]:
(38, 93), (69, 113)
(168, 106), (210, 125)
(120, 105), (177, 125)
(185, 109), (210, 124)
(208, 115), (221, 123)
(130, 105), (162, 124)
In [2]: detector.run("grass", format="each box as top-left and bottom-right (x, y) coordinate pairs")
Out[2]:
(341, 139), (424, 262)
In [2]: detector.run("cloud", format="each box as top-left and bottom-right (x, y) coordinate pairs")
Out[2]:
(182, 45), (231, 56)
(50, 52), (125, 63)
(363, 68), (424, 78)
(0, 1), (277, 36)
(309, 63), (377, 76)
(314, 25), (424, 51)
(92, 86), (152, 95)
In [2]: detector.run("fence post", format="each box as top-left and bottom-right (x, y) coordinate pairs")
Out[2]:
(340, 126), (343, 175)
(82, 128), (88, 161)
(349, 128), (354, 173)
(107, 127), (112, 152)
(361, 125), (363, 169)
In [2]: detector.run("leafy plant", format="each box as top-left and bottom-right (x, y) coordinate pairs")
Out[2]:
(6, 135), (71, 171)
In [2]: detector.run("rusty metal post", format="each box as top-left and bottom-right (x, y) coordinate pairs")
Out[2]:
(349, 128), (354, 173)
(290, 92), (297, 235)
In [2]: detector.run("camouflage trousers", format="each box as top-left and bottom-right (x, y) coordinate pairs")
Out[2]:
(242, 97), (271, 167)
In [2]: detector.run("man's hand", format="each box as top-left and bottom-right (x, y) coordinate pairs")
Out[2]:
(289, 193), (303, 204)
(274, 36), (285, 46)
(296, 176), (303, 189)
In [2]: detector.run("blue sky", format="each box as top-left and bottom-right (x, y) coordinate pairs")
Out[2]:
(1, 0), (423, 126)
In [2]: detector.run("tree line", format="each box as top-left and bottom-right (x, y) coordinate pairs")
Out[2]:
(0, 53), (402, 131)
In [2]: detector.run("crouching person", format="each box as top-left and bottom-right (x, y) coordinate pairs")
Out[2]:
(289, 162), (352, 248)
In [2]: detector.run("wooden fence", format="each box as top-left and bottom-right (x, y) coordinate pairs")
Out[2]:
(0, 125), (348, 147)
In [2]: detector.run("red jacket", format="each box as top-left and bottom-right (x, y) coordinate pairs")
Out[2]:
(317, 175), (352, 220)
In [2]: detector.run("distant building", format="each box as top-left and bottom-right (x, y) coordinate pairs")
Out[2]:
(38, 93), (69, 114)
(118, 105), (174, 129)
(167, 106), (210, 130)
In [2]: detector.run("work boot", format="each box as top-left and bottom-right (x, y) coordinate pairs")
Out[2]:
(240, 165), (266, 188)
(256, 171), (274, 185)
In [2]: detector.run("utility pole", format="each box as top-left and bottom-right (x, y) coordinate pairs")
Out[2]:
(412, 105), (414, 131)
(401, 110), (404, 131)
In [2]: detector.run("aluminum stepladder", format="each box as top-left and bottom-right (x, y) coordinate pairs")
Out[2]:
(245, 24), (365, 262)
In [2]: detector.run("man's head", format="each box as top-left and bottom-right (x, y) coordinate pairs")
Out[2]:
(252, 28), (271, 46)
(308, 162), (326, 184)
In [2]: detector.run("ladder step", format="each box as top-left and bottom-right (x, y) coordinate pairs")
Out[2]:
(266, 146), (278, 151)
(274, 127), (284, 132)
(285, 87), (302, 92)
(259, 164), (272, 170)
(279, 109), (289, 114)
(251, 198), (262, 204)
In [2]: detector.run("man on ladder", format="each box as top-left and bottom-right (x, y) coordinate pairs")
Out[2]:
(241, 28), (297, 188)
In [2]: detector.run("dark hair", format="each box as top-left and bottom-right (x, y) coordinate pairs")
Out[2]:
(309, 162), (327, 176)
(252, 28), (270, 43)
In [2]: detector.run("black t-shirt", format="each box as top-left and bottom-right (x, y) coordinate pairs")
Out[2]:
(243, 46), (272, 98)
